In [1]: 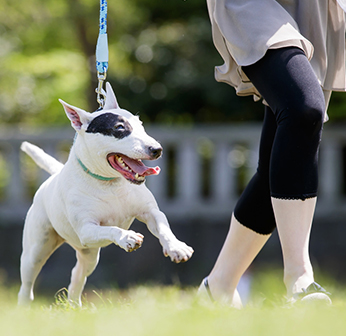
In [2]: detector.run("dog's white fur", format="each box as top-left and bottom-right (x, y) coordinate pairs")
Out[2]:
(18, 83), (194, 306)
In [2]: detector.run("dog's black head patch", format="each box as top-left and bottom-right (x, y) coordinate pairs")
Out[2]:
(86, 113), (133, 139)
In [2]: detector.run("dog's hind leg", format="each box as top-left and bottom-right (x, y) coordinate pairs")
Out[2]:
(67, 247), (100, 306)
(18, 208), (64, 305)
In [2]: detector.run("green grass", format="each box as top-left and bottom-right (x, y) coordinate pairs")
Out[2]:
(2, 271), (346, 336)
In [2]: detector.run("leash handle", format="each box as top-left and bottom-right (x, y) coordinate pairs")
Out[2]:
(95, 0), (108, 109)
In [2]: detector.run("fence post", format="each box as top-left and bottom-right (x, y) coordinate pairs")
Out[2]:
(7, 142), (27, 206)
(319, 138), (343, 204)
(176, 139), (200, 205)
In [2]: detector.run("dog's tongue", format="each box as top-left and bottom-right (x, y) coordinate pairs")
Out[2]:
(121, 155), (160, 176)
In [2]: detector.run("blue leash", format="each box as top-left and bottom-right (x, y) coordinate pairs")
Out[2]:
(95, 0), (108, 109)
(74, 2), (112, 178)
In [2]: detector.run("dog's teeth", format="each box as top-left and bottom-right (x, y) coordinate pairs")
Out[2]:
(135, 174), (145, 182)
(117, 156), (123, 163)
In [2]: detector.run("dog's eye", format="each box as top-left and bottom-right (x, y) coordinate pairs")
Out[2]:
(114, 124), (125, 131)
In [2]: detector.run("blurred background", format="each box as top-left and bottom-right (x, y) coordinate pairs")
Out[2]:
(1, 0), (346, 299)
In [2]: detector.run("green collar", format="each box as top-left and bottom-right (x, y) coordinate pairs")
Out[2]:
(77, 157), (116, 181)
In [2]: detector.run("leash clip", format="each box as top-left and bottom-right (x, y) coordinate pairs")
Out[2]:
(95, 71), (107, 109)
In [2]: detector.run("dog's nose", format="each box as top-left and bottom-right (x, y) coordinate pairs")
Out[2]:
(148, 146), (163, 159)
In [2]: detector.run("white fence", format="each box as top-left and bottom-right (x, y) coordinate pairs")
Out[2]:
(0, 123), (345, 224)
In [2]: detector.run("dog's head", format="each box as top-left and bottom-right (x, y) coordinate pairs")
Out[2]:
(59, 83), (162, 185)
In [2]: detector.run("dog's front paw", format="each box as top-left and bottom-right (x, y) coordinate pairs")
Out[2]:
(118, 230), (144, 252)
(163, 240), (194, 263)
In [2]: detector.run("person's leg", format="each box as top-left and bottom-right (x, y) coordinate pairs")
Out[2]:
(200, 215), (270, 307)
(234, 107), (277, 234)
(242, 47), (326, 299)
(200, 47), (328, 305)
(271, 198), (315, 297)
(199, 107), (277, 307)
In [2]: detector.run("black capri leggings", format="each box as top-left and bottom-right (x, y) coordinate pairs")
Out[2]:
(233, 47), (325, 235)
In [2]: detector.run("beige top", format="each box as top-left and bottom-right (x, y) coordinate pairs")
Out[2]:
(207, 0), (346, 102)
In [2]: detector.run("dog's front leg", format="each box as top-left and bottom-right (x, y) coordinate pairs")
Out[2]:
(138, 209), (194, 263)
(77, 222), (144, 252)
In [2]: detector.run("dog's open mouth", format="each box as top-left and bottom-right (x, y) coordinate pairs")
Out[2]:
(107, 153), (160, 184)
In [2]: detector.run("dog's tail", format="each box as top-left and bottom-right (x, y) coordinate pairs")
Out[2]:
(21, 141), (64, 175)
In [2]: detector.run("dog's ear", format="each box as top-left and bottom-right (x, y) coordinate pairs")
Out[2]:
(103, 82), (120, 110)
(59, 99), (92, 131)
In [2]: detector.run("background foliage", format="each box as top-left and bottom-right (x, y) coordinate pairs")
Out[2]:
(0, 0), (346, 128)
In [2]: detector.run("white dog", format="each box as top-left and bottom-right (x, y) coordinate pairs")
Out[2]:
(18, 83), (194, 306)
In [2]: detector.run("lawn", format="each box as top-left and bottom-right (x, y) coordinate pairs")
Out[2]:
(1, 271), (346, 336)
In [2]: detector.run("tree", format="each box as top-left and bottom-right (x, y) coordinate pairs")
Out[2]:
(0, 0), (345, 126)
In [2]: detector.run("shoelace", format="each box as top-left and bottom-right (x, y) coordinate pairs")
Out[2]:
(296, 281), (331, 299)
